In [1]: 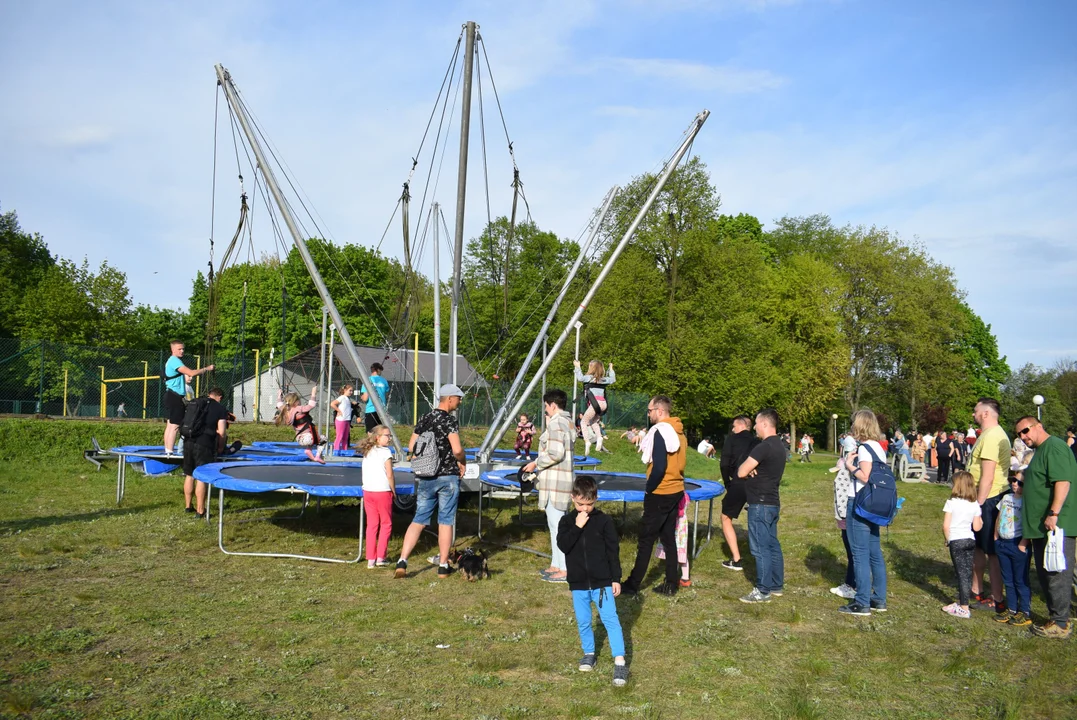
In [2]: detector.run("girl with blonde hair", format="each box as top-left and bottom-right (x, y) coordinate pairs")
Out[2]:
(358, 425), (395, 567)
(274, 387), (324, 463)
(838, 408), (889, 616)
(942, 470), (983, 618)
(573, 359), (615, 456)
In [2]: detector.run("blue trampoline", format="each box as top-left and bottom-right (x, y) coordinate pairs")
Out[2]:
(193, 461), (417, 564)
(108, 444), (307, 505)
(477, 469), (725, 560)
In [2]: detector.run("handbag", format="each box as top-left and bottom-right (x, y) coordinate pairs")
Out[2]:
(1044, 528), (1067, 572)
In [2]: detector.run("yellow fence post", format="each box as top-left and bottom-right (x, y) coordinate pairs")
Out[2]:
(63, 368), (68, 417)
(413, 333), (419, 425)
(99, 366), (106, 418)
(194, 355), (201, 398)
(253, 348), (260, 422)
(142, 361), (149, 419)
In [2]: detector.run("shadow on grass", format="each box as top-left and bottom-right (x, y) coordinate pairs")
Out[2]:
(886, 543), (955, 603)
(804, 544), (846, 587)
(0, 503), (168, 535)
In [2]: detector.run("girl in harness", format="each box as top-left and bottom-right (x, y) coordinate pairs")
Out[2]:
(573, 359), (615, 457)
(275, 387), (326, 464)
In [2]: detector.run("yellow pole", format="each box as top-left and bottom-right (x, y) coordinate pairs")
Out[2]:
(254, 348), (261, 422)
(99, 366), (106, 418)
(63, 368), (68, 417)
(194, 355), (201, 398)
(142, 361), (149, 419)
(413, 332), (419, 426)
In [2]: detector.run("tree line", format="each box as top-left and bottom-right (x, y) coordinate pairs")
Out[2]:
(3, 158), (1074, 436)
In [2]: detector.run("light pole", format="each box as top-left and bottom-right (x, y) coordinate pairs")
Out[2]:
(1033, 394), (1045, 421)
(830, 413), (838, 452)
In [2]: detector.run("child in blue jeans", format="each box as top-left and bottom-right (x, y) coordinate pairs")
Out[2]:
(994, 471), (1032, 627)
(557, 475), (628, 686)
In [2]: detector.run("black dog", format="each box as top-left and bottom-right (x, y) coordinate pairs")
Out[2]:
(452, 547), (490, 582)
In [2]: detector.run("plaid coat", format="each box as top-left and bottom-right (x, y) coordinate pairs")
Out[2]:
(537, 409), (575, 512)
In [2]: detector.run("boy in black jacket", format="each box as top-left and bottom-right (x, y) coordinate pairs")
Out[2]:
(557, 475), (628, 686)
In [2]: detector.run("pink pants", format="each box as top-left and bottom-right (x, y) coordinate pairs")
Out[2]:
(334, 419), (351, 451)
(364, 491), (393, 561)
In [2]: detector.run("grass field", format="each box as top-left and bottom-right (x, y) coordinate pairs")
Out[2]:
(1, 418), (1075, 719)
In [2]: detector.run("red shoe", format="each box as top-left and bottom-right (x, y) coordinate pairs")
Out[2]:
(679, 579), (692, 588)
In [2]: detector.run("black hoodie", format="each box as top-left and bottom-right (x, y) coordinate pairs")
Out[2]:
(557, 508), (622, 592)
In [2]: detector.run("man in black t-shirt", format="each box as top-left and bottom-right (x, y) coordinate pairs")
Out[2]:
(182, 387), (229, 518)
(718, 415), (758, 571)
(736, 408), (787, 603)
(395, 384), (467, 580)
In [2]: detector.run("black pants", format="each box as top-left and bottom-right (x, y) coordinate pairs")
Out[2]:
(1031, 535), (1076, 626)
(949, 538), (976, 605)
(937, 458), (951, 485)
(625, 491), (684, 589)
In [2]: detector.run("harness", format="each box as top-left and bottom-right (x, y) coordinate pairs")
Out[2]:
(583, 381), (608, 419)
(292, 409), (321, 444)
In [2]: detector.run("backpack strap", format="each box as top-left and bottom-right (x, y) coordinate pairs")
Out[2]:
(858, 442), (885, 464)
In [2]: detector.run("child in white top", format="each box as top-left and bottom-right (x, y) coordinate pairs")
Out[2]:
(330, 385), (354, 453)
(942, 470), (983, 618)
(993, 472), (1032, 625)
(359, 425), (396, 568)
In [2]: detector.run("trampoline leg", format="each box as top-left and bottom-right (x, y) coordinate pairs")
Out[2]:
(205, 483), (212, 524)
(217, 488), (227, 553)
(691, 500), (700, 560)
(477, 483), (484, 541)
(115, 456), (124, 505)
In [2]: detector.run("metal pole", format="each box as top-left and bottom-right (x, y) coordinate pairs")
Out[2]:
(540, 337), (548, 431)
(142, 361), (149, 419)
(450, 21), (477, 387)
(253, 348), (260, 422)
(433, 202), (442, 400)
(99, 366), (106, 418)
(326, 323), (336, 436)
(194, 355), (201, 398)
(477, 187), (618, 458)
(572, 321), (583, 415)
(37, 342), (44, 413)
(318, 306), (328, 438)
(413, 333), (419, 425)
(215, 64), (403, 455)
(63, 367), (68, 417)
(489, 111), (709, 438)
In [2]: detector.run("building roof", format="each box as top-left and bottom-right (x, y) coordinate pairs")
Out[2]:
(283, 343), (488, 388)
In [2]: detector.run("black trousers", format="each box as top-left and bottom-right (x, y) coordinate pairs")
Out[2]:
(937, 457), (951, 485)
(626, 491), (684, 588)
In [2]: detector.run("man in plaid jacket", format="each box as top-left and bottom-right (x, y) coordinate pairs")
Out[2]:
(524, 388), (576, 583)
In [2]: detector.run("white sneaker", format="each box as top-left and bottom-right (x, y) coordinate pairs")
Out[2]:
(830, 583), (856, 599)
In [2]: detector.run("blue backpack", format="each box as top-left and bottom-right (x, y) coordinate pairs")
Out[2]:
(853, 443), (899, 526)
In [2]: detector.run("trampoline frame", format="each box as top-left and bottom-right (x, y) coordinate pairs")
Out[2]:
(476, 471), (719, 561)
(196, 461), (417, 565)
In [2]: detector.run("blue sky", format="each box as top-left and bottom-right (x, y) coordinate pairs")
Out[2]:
(1, 0), (1074, 369)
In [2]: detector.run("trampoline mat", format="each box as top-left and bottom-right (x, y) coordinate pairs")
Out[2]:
(194, 462), (416, 497)
(481, 470), (724, 503)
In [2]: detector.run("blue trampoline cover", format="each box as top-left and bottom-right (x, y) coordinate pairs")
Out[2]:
(480, 469), (724, 503)
(193, 461), (417, 498)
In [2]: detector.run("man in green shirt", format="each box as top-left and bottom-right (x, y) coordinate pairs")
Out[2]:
(1015, 416), (1077, 639)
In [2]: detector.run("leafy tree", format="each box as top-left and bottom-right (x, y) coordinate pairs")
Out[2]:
(1000, 363), (1072, 435)
(0, 207), (54, 337)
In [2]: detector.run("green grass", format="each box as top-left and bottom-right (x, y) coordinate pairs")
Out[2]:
(1, 419), (1075, 719)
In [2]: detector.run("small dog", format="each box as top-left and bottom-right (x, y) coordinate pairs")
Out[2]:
(452, 547), (490, 582)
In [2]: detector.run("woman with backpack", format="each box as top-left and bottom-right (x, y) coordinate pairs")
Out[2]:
(838, 408), (890, 616)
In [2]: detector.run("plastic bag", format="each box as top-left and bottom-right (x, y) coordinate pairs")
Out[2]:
(1044, 528), (1067, 572)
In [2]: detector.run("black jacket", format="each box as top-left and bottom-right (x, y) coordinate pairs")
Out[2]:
(720, 430), (758, 483)
(557, 509), (621, 592)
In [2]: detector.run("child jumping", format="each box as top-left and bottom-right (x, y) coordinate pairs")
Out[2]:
(358, 425), (396, 568)
(573, 359), (615, 456)
(994, 470), (1032, 626)
(514, 413), (536, 460)
(942, 470), (983, 618)
(275, 387), (325, 464)
(330, 384), (354, 452)
(557, 475), (628, 687)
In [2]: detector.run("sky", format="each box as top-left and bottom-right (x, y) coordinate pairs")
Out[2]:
(1, 0), (1074, 370)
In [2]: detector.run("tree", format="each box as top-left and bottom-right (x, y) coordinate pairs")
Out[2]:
(0, 207), (54, 337)
(1000, 363), (1072, 435)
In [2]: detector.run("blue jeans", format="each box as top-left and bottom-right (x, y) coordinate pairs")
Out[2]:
(996, 536), (1031, 614)
(572, 587), (625, 658)
(847, 497), (887, 606)
(412, 475), (460, 526)
(747, 504), (783, 594)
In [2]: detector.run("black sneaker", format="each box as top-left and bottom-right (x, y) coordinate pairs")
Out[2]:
(184, 506), (195, 513)
(869, 601), (887, 613)
(394, 560), (408, 579)
(838, 602), (871, 616)
(721, 559), (743, 571)
(653, 581), (678, 597)
(437, 564), (455, 579)
(578, 654), (596, 672)
(613, 663), (628, 686)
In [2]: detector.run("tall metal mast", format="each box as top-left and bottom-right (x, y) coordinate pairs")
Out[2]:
(432, 202), (442, 399)
(476, 185), (620, 459)
(214, 64), (404, 456)
(450, 20), (477, 386)
(489, 111), (710, 441)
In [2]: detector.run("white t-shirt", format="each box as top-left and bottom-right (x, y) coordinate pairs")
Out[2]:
(361, 446), (393, 492)
(848, 440), (886, 497)
(944, 498), (981, 542)
(334, 395), (353, 422)
(697, 440), (713, 455)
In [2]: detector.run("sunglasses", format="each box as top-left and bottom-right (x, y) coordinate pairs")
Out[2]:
(1016, 426), (1033, 436)
(1013, 480), (1024, 486)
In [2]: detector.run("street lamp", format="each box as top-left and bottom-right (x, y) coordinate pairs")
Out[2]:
(830, 413), (838, 452)
(1033, 394), (1045, 421)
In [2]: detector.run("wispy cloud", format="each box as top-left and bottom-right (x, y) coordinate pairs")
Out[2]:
(607, 57), (787, 93)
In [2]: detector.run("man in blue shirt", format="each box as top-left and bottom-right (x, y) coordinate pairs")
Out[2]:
(360, 362), (391, 432)
(163, 340), (214, 455)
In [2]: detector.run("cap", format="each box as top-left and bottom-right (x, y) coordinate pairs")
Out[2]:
(439, 383), (465, 398)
